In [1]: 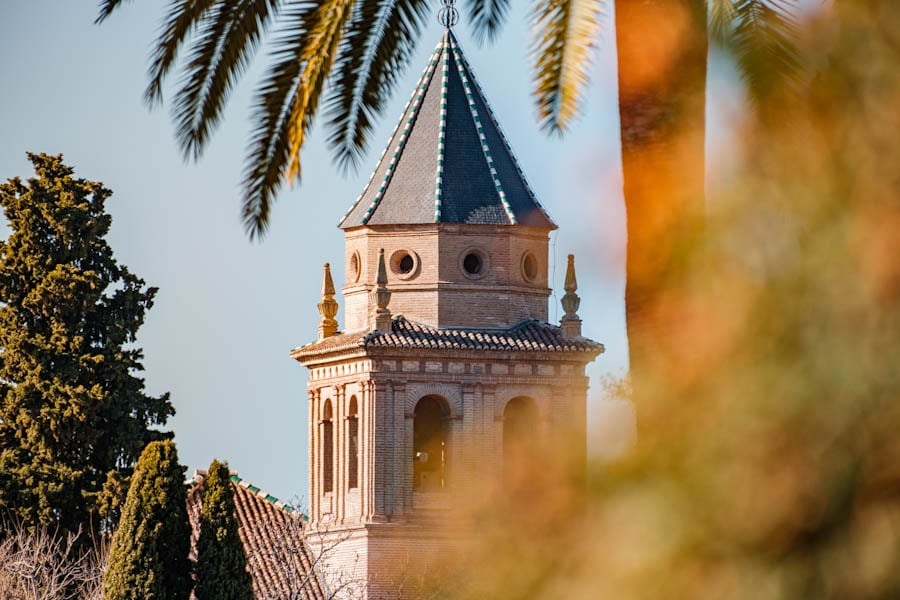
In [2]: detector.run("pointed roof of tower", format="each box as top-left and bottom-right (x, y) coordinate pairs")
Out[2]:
(339, 31), (555, 230)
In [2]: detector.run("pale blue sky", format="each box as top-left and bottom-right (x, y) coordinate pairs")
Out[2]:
(0, 2), (741, 502)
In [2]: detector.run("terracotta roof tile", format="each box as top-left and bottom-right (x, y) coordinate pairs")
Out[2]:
(292, 316), (604, 360)
(188, 472), (326, 600)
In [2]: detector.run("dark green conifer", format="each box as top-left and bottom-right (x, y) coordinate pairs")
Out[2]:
(0, 153), (173, 535)
(195, 460), (254, 600)
(102, 440), (192, 600)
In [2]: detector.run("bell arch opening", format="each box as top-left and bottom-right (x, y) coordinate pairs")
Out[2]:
(502, 396), (538, 489)
(413, 396), (449, 492)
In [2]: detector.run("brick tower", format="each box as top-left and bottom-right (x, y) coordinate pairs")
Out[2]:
(292, 24), (603, 599)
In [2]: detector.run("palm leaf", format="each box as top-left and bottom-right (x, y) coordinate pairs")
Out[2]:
(531, 0), (602, 133)
(324, 0), (432, 172)
(242, 2), (318, 239)
(284, 0), (356, 180)
(708, 0), (737, 46)
(95, 0), (131, 23)
(242, 0), (356, 239)
(719, 0), (800, 101)
(144, 0), (222, 106)
(172, 0), (280, 160)
(467, 0), (512, 45)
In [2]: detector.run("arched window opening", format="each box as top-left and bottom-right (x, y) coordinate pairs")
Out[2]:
(413, 396), (448, 492)
(322, 400), (334, 494)
(347, 396), (359, 489)
(503, 397), (538, 489)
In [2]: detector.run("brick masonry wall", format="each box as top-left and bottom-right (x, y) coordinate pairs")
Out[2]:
(304, 218), (596, 599)
(305, 349), (594, 599)
(309, 522), (467, 599)
(308, 527), (369, 599)
(340, 224), (551, 329)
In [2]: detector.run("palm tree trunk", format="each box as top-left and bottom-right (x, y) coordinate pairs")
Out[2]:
(615, 0), (708, 401)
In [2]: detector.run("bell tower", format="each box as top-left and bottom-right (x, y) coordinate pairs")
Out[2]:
(292, 15), (603, 598)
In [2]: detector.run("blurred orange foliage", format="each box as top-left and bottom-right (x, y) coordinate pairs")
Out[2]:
(410, 2), (900, 598)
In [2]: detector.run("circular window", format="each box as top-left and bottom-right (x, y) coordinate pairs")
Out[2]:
(389, 249), (420, 280)
(459, 247), (489, 279)
(399, 254), (414, 273)
(349, 251), (361, 283)
(521, 252), (538, 282)
(463, 253), (482, 275)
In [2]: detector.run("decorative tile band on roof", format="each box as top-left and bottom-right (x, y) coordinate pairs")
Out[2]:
(190, 470), (297, 513)
(292, 316), (604, 358)
(450, 38), (516, 225)
(451, 40), (556, 228)
(231, 474), (296, 513)
(188, 470), (324, 600)
(339, 31), (555, 229)
(362, 44), (442, 226)
(434, 33), (451, 222)
(339, 40), (444, 227)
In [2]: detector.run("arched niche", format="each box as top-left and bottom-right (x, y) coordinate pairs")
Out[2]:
(502, 396), (538, 489)
(322, 399), (334, 494)
(413, 395), (450, 492)
(347, 396), (359, 489)
(405, 382), (462, 418)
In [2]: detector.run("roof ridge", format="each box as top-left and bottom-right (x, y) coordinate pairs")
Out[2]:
(508, 317), (548, 330)
(338, 36), (446, 228)
(448, 33), (515, 225)
(230, 474), (297, 514)
(395, 315), (547, 334)
(433, 32), (450, 222)
(191, 469), (297, 514)
(291, 327), (370, 353)
(449, 32), (556, 228)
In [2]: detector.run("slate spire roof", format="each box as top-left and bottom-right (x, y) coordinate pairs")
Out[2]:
(339, 31), (555, 229)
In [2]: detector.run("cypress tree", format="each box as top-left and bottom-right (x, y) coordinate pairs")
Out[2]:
(195, 460), (254, 600)
(102, 440), (192, 600)
(0, 153), (173, 535)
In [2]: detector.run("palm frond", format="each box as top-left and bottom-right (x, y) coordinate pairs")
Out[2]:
(241, 3), (318, 239)
(323, 0), (387, 172)
(531, 0), (602, 133)
(172, 0), (280, 161)
(467, 0), (512, 45)
(728, 0), (800, 101)
(144, 0), (221, 106)
(284, 0), (357, 180)
(95, 0), (131, 24)
(325, 0), (431, 172)
(242, 0), (355, 239)
(708, 0), (737, 47)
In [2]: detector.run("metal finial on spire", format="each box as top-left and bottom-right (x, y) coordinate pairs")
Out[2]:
(560, 254), (582, 337)
(371, 249), (392, 332)
(438, 0), (458, 29)
(317, 263), (339, 340)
